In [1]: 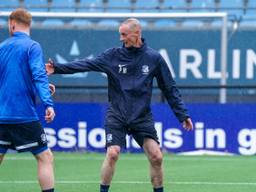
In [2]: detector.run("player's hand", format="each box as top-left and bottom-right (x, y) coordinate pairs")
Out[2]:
(45, 107), (55, 123)
(49, 83), (55, 95)
(45, 58), (55, 75)
(182, 118), (193, 131)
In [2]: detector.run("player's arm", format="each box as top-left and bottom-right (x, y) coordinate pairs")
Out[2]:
(28, 42), (55, 122)
(155, 55), (193, 130)
(46, 48), (114, 75)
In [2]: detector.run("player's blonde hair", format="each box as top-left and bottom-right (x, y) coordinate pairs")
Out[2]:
(9, 8), (32, 27)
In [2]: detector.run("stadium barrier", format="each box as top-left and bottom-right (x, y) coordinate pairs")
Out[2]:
(38, 103), (256, 155)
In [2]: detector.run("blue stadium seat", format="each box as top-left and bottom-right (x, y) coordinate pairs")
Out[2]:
(69, 19), (93, 27)
(162, 0), (187, 12)
(240, 20), (256, 27)
(97, 19), (120, 28)
(79, 0), (104, 12)
(191, 0), (215, 10)
(0, 0), (20, 11)
(154, 19), (176, 28)
(138, 20), (148, 28)
(107, 0), (131, 12)
(219, 0), (243, 8)
(135, 0), (159, 8)
(24, 0), (48, 11)
(51, 0), (76, 12)
(0, 18), (7, 27)
(218, 0), (244, 17)
(42, 19), (65, 27)
(248, 0), (256, 6)
(134, 0), (160, 12)
(134, 9), (160, 13)
(239, 14), (256, 28)
(211, 19), (232, 28)
(246, 0), (256, 16)
(182, 20), (204, 28)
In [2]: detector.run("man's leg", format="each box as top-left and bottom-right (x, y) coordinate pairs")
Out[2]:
(143, 138), (164, 192)
(0, 153), (5, 165)
(100, 145), (121, 192)
(0, 124), (9, 165)
(34, 149), (54, 192)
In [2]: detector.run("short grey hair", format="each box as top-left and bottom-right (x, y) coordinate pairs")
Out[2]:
(121, 18), (142, 32)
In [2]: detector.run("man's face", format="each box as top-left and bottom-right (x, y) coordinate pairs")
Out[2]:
(119, 24), (139, 48)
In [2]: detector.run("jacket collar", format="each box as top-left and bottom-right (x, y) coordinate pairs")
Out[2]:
(13, 31), (30, 37)
(122, 38), (146, 54)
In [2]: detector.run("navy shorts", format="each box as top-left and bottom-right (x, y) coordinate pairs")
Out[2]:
(0, 121), (48, 155)
(104, 111), (159, 148)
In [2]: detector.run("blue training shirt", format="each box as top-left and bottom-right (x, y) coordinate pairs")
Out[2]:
(0, 32), (53, 123)
(54, 39), (189, 123)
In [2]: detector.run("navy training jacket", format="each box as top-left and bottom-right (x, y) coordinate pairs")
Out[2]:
(0, 32), (53, 123)
(54, 39), (189, 123)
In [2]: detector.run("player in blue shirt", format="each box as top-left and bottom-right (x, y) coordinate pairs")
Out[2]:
(0, 9), (55, 192)
(46, 18), (193, 192)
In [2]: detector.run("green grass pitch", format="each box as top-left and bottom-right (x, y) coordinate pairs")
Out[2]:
(0, 152), (256, 192)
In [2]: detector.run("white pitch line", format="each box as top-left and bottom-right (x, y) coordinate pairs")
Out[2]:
(0, 180), (256, 186)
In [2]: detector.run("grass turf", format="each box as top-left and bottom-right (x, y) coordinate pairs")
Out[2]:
(0, 152), (256, 192)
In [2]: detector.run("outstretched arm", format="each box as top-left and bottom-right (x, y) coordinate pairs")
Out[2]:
(45, 59), (55, 75)
(46, 48), (115, 75)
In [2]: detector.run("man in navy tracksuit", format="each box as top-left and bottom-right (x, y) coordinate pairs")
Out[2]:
(46, 18), (193, 192)
(0, 9), (55, 192)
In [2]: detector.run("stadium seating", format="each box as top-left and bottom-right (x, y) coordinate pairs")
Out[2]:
(246, 0), (256, 15)
(50, 0), (76, 12)
(78, 0), (105, 12)
(154, 19), (176, 28)
(0, 0), (20, 11)
(0, 0), (254, 15)
(189, 0), (217, 13)
(138, 20), (148, 27)
(161, 0), (187, 12)
(136, 0), (159, 7)
(97, 19), (120, 28)
(23, 0), (49, 11)
(41, 18), (65, 27)
(0, 18), (7, 27)
(107, 0), (131, 12)
(135, 0), (159, 11)
(0, 0), (256, 28)
(69, 19), (94, 27)
(219, 0), (243, 8)
(182, 20), (205, 27)
(239, 14), (256, 27)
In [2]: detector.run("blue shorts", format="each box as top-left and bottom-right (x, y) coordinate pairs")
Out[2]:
(0, 121), (48, 155)
(104, 111), (159, 148)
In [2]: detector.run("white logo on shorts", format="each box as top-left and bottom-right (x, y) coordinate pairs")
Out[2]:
(106, 134), (113, 143)
(41, 134), (47, 144)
